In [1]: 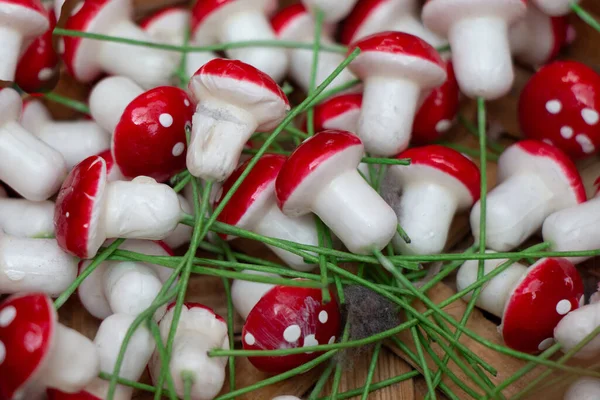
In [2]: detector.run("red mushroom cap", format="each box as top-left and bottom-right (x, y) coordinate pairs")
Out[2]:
(501, 258), (584, 353)
(270, 3), (309, 38)
(15, 9), (59, 94)
(112, 86), (194, 182)
(341, 0), (393, 45)
(242, 283), (340, 373)
(412, 61), (460, 144)
(395, 145), (481, 205)
(347, 31), (446, 87)
(46, 389), (101, 400)
(519, 61), (600, 159)
(0, 293), (56, 400)
(216, 154), (287, 239)
(275, 129), (363, 214)
(312, 93), (363, 132)
(547, 16), (569, 63)
(96, 149), (125, 182)
(54, 155), (108, 259)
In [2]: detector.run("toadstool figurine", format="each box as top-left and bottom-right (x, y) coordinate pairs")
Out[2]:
(0, 293), (99, 398)
(554, 299), (600, 360)
(190, 0), (289, 82)
(149, 302), (229, 400)
(89, 76), (195, 182)
(422, 0), (527, 99)
(186, 58), (290, 182)
(275, 130), (397, 255)
(216, 154), (319, 271)
(470, 140), (586, 252)
(383, 145), (480, 255)
(457, 256), (584, 353)
(54, 155), (182, 259)
(347, 31), (447, 156)
(519, 61), (600, 159)
(0, 197), (54, 238)
(21, 99), (110, 169)
(62, 0), (177, 89)
(232, 270), (341, 373)
(0, 88), (67, 201)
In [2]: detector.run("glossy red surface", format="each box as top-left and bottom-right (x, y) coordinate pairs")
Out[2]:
(312, 93), (362, 132)
(547, 16), (569, 64)
(397, 145), (481, 202)
(113, 86), (194, 182)
(270, 3), (306, 36)
(519, 61), (600, 159)
(164, 302), (226, 324)
(502, 258), (583, 354)
(515, 140), (587, 203)
(46, 389), (101, 400)
(190, 0), (235, 35)
(191, 58), (289, 106)
(275, 130), (362, 208)
(0, 293), (55, 400)
(54, 155), (106, 258)
(340, 0), (388, 45)
(348, 31), (444, 68)
(1, 0), (46, 13)
(139, 6), (187, 29)
(15, 10), (58, 94)
(216, 154), (286, 237)
(242, 284), (341, 373)
(412, 61), (460, 144)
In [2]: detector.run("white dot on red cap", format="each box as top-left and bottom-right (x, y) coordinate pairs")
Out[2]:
(538, 337), (554, 351)
(172, 142), (185, 157)
(328, 336), (336, 344)
(542, 139), (554, 146)
(582, 109), (599, 125)
(318, 310), (328, 324)
(283, 325), (301, 343)
(435, 119), (452, 133)
(0, 340), (5, 365)
(303, 334), (319, 354)
(38, 68), (53, 81)
(560, 126), (574, 139)
(159, 113), (174, 128)
(546, 100), (562, 114)
(65, 212), (70, 218)
(556, 299), (572, 315)
(0, 306), (16, 327)
(576, 134), (596, 154)
(184, 99), (190, 107)
(244, 333), (255, 345)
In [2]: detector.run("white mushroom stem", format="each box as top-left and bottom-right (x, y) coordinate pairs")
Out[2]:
(313, 170), (397, 254)
(231, 270), (277, 320)
(89, 76), (144, 134)
(471, 173), (556, 252)
(448, 16), (513, 99)
(359, 76), (420, 156)
(251, 203), (318, 271)
(103, 177), (182, 239)
(163, 195), (193, 249)
(565, 378), (600, 400)
(0, 26), (24, 81)
(391, 18), (447, 48)
(392, 183), (458, 255)
(542, 196), (600, 264)
(554, 302), (600, 360)
(0, 199), (54, 238)
(0, 234), (77, 296)
(187, 100), (257, 181)
(85, 313), (155, 400)
(41, 324), (100, 393)
(0, 120), (66, 201)
(218, 10), (288, 81)
(532, 0), (578, 16)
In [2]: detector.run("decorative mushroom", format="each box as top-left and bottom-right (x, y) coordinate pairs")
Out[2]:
(89, 76), (195, 182)
(62, 0), (177, 89)
(275, 130), (397, 255)
(341, 0), (414, 45)
(270, 4), (356, 93)
(0, 293), (99, 397)
(149, 302), (229, 400)
(383, 145), (480, 255)
(301, 0), (357, 23)
(54, 155), (182, 259)
(0, 231), (77, 296)
(554, 300), (600, 359)
(190, 0), (289, 82)
(96, 149), (126, 182)
(21, 98), (110, 169)
(47, 313), (155, 400)
(232, 270), (341, 372)
(0, 0), (49, 82)
(186, 58), (290, 182)
(422, 0), (527, 99)
(216, 154), (319, 271)
(15, 9), (59, 93)
(519, 60), (600, 159)
(78, 239), (174, 319)
(347, 31), (447, 156)
(470, 140), (586, 252)
(564, 378), (600, 400)
(531, 0), (579, 16)
(0, 88), (67, 201)
(0, 197), (54, 238)
(457, 256), (584, 353)
(509, 5), (570, 68)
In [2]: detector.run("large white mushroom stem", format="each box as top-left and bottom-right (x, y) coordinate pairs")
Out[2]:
(565, 378), (600, 400)
(89, 76), (144, 134)
(554, 301), (600, 360)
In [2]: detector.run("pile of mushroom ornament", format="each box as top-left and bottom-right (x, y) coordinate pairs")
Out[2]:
(0, 0), (599, 398)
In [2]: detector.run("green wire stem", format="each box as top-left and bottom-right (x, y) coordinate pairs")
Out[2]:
(571, 3), (600, 34)
(361, 342), (383, 400)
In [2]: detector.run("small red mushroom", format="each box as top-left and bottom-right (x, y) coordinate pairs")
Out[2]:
(341, 0), (412, 45)
(312, 93), (362, 132)
(519, 61), (600, 159)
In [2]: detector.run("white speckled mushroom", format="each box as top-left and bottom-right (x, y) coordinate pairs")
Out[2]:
(564, 378), (600, 400)
(554, 300), (600, 360)
(0, 198), (54, 238)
